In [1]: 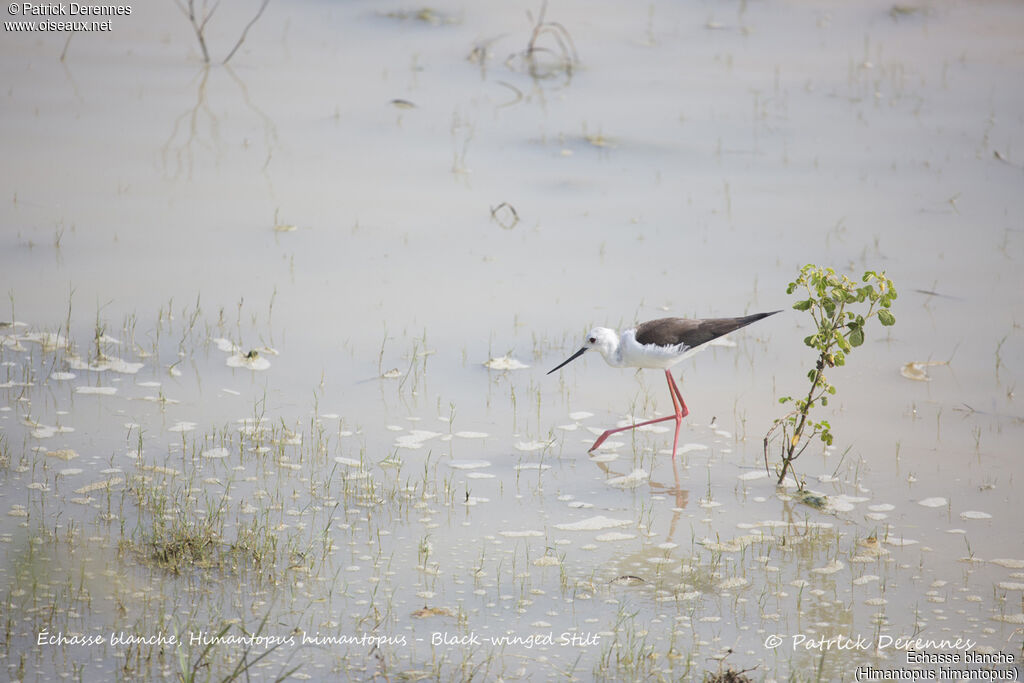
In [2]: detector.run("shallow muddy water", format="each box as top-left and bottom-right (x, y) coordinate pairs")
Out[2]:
(2, 0), (1023, 680)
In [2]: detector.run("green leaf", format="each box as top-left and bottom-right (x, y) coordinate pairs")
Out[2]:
(878, 309), (895, 326)
(849, 327), (865, 347)
(793, 299), (812, 311)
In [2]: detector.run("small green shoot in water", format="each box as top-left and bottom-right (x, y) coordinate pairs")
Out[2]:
(764, 265), (897, 489)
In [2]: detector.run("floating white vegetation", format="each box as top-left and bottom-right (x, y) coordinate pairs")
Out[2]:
(959, 510), (992, 520)
(464, 496), (489, 506)
(589, 452), (619, 463)
(454, 431), (489, 439)
(23, 331), (69, 350)
(334, 457), (365, 467)
(137, 381), (161, 388)
(884, 537), (919, 547)
(533, 556), (561, 567)
(499, 530), (544, 538)
(700, 534), (763, 552)
(394, 430), (442, 449)
(139, 394), (179, 404)
(202, 447), (230, 459)
(869, 503), (895, 512)
(555, 516), (631, 532)
(68, 356), (144, 374)
(827, 494), (869, 513)
(678, 443), (709, 454)
(636, 424), (669, 434)
(74, 477), (124, 495)
(278, 431), (302, 446)
(380, 368), (403, 379)
(590, 440), (623, 451)
(606, 469), (648, 489)
(514, 463), (551, 471)
(595, 532), (634, 542)
(514, 440), (554, 452)
(50, 371), (76, 381)
(991, 558), (1024, 569)
(900, 360), (947, 381)
(864, 513), (888, 521)
(719, 577), (749, 590)
(236, 418), (268, 436)
(466, 472), (495, 479)
(483, 356), (529, 370)
(853, 574), (880, 586)
(226, 351), (271, 371)
(738, 470), (768, 481)
(557, 424), (578, 431)
(213, 338), (239, 353)
(568, 411), (593, 421)
(27, 482), (49, 491)
(993, 613), (1024, 624)
(997, 582), (1024, 591)
(917, 497), (948, 508)
(59, 468), (83, 477)
(8, 505), (29, 518)
(865, 597), (888, 606)
(448, 460), (491, 470)
(811, 559), (844, 575)
(386, 425), (404, 432)
(45, 449), (79, 461)
(945, 528), (966, 534)
(168, 421), (197, 433)
(140, 465), (180, 478)
(568, 501), (593, 509)
(75, 386), (118, 395)
(714, 430), (732, 438)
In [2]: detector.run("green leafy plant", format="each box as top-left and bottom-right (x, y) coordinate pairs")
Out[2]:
(765, 265), (897, 488)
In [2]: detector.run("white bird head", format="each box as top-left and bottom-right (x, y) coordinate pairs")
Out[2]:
(547, 327), (620, 374)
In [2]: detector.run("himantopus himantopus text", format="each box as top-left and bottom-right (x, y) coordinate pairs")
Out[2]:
(548, 311), (780, 458)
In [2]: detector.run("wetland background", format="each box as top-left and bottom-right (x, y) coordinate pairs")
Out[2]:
(1, 0), (1023, 680)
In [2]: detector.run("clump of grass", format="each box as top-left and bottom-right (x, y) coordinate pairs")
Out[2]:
(127, 471), (281, 578)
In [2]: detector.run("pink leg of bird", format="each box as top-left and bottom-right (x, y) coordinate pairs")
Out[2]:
(588, 370), (690, 458)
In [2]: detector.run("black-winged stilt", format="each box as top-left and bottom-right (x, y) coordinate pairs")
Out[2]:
(548, 311), (780, 459)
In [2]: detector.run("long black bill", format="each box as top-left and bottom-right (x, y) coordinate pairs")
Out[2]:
(547, 347), (587, 375)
